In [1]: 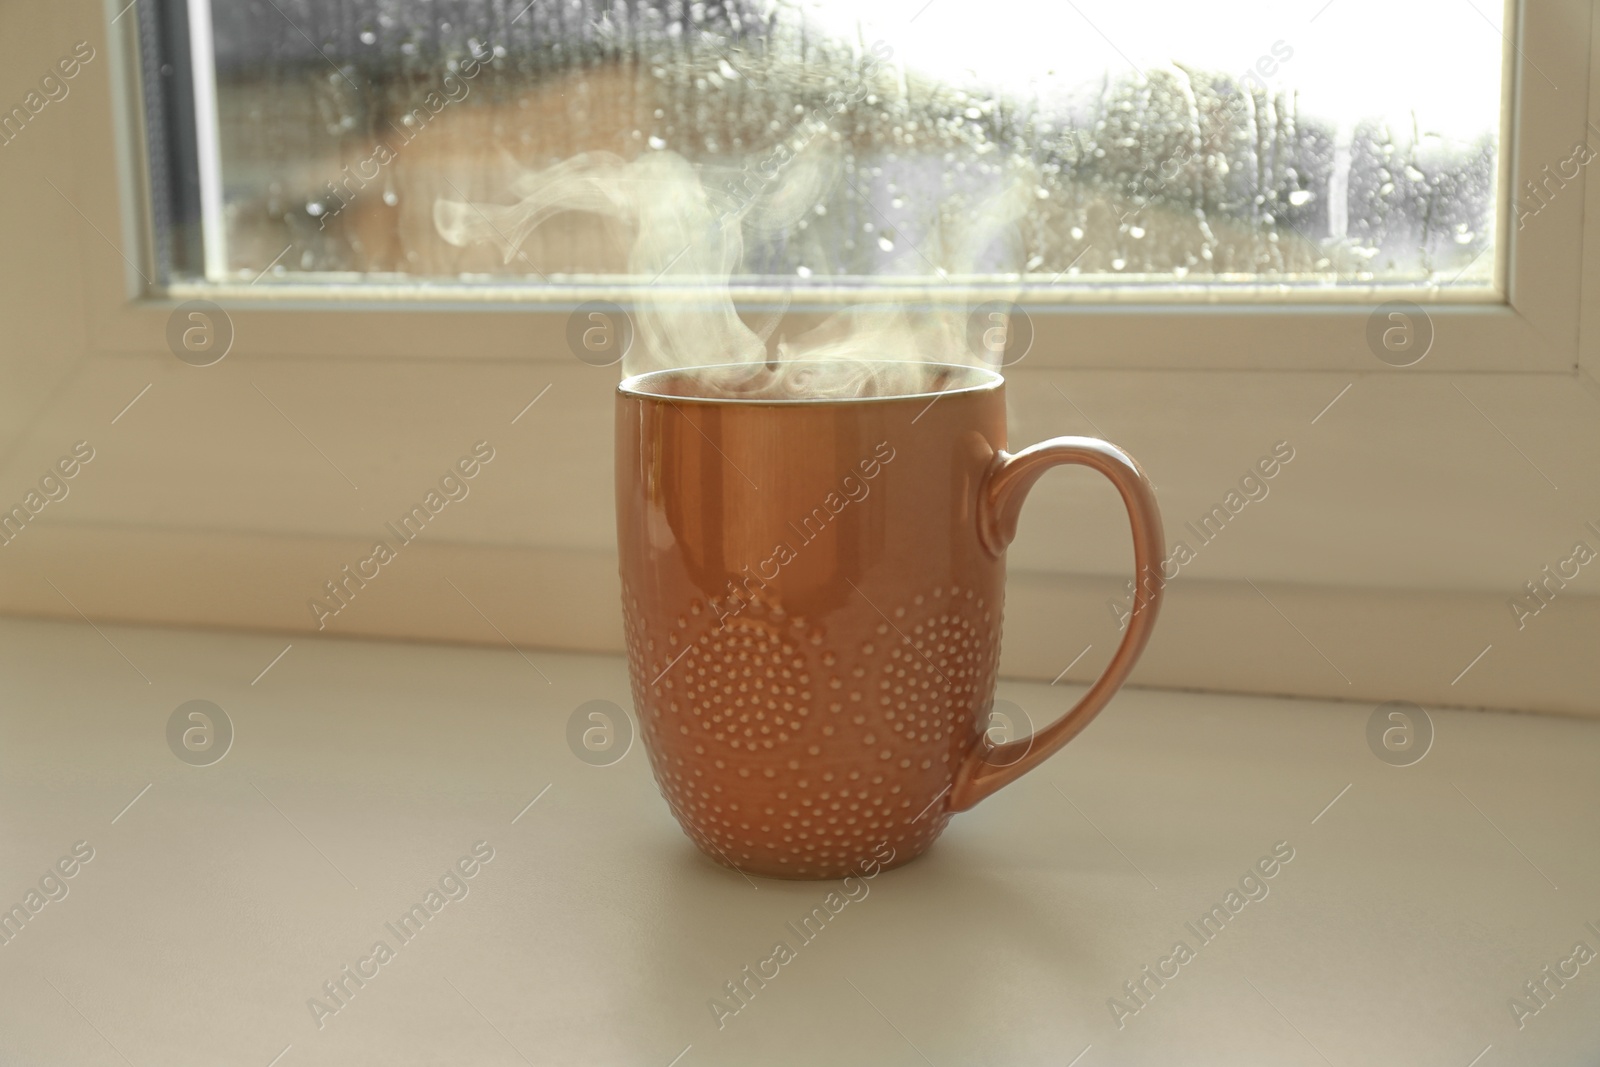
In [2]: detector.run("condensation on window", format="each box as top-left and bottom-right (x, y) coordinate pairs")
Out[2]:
(208, 0), (1499, 289)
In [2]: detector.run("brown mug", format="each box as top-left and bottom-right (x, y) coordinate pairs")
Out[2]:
(616, 362), (1164, 879)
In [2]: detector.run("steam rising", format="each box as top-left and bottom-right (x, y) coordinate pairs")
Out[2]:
(435, 141), (1035, 398)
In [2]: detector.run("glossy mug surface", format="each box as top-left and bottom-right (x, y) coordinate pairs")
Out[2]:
(616, 362), (1164, 879)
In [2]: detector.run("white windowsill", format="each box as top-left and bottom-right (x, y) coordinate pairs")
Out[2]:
(4, 616), (1596, 1064)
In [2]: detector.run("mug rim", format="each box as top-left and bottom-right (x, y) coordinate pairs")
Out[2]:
(617, 360), (1004, 406)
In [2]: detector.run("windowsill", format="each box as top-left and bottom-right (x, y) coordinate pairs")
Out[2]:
(5, 616), (1595, 1064)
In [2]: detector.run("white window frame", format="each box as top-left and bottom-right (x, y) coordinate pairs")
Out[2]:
(77, 0), (1593, 376)
(11, 0), (1591, 714)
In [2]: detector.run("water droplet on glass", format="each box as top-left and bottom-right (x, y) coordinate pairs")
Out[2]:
(1288, 190), (1313, 206)
(1454, 231), (1475, 244)
(1111, 258), (1126, 270)
(877, 236), (895, 252)
(1070, 226), (1085, 240)
(648, 136), (666, 150)
(383, 190), (399, 206)
(1404, 165), (1425, 181)
(307, 201), (325, 217)
(796, 265), (812, 278)
(359, 30), (376, 44)
(1129, 226), (1145, 239)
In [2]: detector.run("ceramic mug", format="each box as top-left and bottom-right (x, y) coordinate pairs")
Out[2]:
(616, 362), (1164, 879)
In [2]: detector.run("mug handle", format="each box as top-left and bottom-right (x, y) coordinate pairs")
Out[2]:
(948, 436), (1166, 812)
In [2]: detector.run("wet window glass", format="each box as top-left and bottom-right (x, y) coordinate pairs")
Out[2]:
(180, 0), (1504, 292)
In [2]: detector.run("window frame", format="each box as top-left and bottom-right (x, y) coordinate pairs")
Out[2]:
(81, 0), (1591, 375)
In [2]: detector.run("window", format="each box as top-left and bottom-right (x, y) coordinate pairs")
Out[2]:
(144, 0), (1504, 295)
(11, 0), (1591, 711)
(94, 0), (1580, 374)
